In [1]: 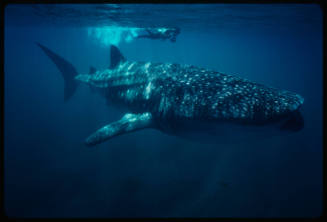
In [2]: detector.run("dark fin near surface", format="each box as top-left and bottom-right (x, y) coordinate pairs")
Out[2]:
(280, 110), (304, 132)
(89, 66), (97, 74)
(36, 42), (79, 102)
(109, 45), (125, 69)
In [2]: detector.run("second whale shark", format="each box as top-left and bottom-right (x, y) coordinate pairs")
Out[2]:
(37, 43), (304, 146)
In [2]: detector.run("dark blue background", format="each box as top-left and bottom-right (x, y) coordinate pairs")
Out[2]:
(4, 4), (323, 218)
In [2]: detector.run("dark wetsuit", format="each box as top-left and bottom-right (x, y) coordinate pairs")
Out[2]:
(137, 27), (181, 42)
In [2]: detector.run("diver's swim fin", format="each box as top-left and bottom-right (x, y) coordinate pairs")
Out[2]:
(85, 112), (153, 146)
(36, 42), (79, 101)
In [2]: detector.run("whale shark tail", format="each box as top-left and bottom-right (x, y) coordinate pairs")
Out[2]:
(36, 42), (79, 102)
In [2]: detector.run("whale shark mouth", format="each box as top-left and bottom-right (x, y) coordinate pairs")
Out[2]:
(280, 110), (304, 132)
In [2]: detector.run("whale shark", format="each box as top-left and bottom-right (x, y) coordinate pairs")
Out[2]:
(37, 43), (304, 146)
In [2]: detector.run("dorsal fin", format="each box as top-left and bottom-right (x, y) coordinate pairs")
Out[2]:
(110, 45), (125, 69)
(89, 66), (97, 74)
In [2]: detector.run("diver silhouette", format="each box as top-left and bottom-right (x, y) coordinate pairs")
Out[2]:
(137, 27), (181, 42)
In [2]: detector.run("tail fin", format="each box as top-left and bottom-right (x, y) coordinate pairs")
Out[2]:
(36, 42), (79, 101)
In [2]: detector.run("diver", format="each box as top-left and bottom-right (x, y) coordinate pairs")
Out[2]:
(137, 27), (181, 42)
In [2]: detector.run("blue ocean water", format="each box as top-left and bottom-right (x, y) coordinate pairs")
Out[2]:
(4, 4), (323, 218)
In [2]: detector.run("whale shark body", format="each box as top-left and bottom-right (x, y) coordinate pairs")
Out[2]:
(37, 43), (304, 146)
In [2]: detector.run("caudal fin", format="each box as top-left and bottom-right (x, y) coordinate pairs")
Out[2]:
(36, 42), (79, 101)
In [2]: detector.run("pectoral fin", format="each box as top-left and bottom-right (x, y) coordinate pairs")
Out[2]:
(85, 112), (153, 147)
